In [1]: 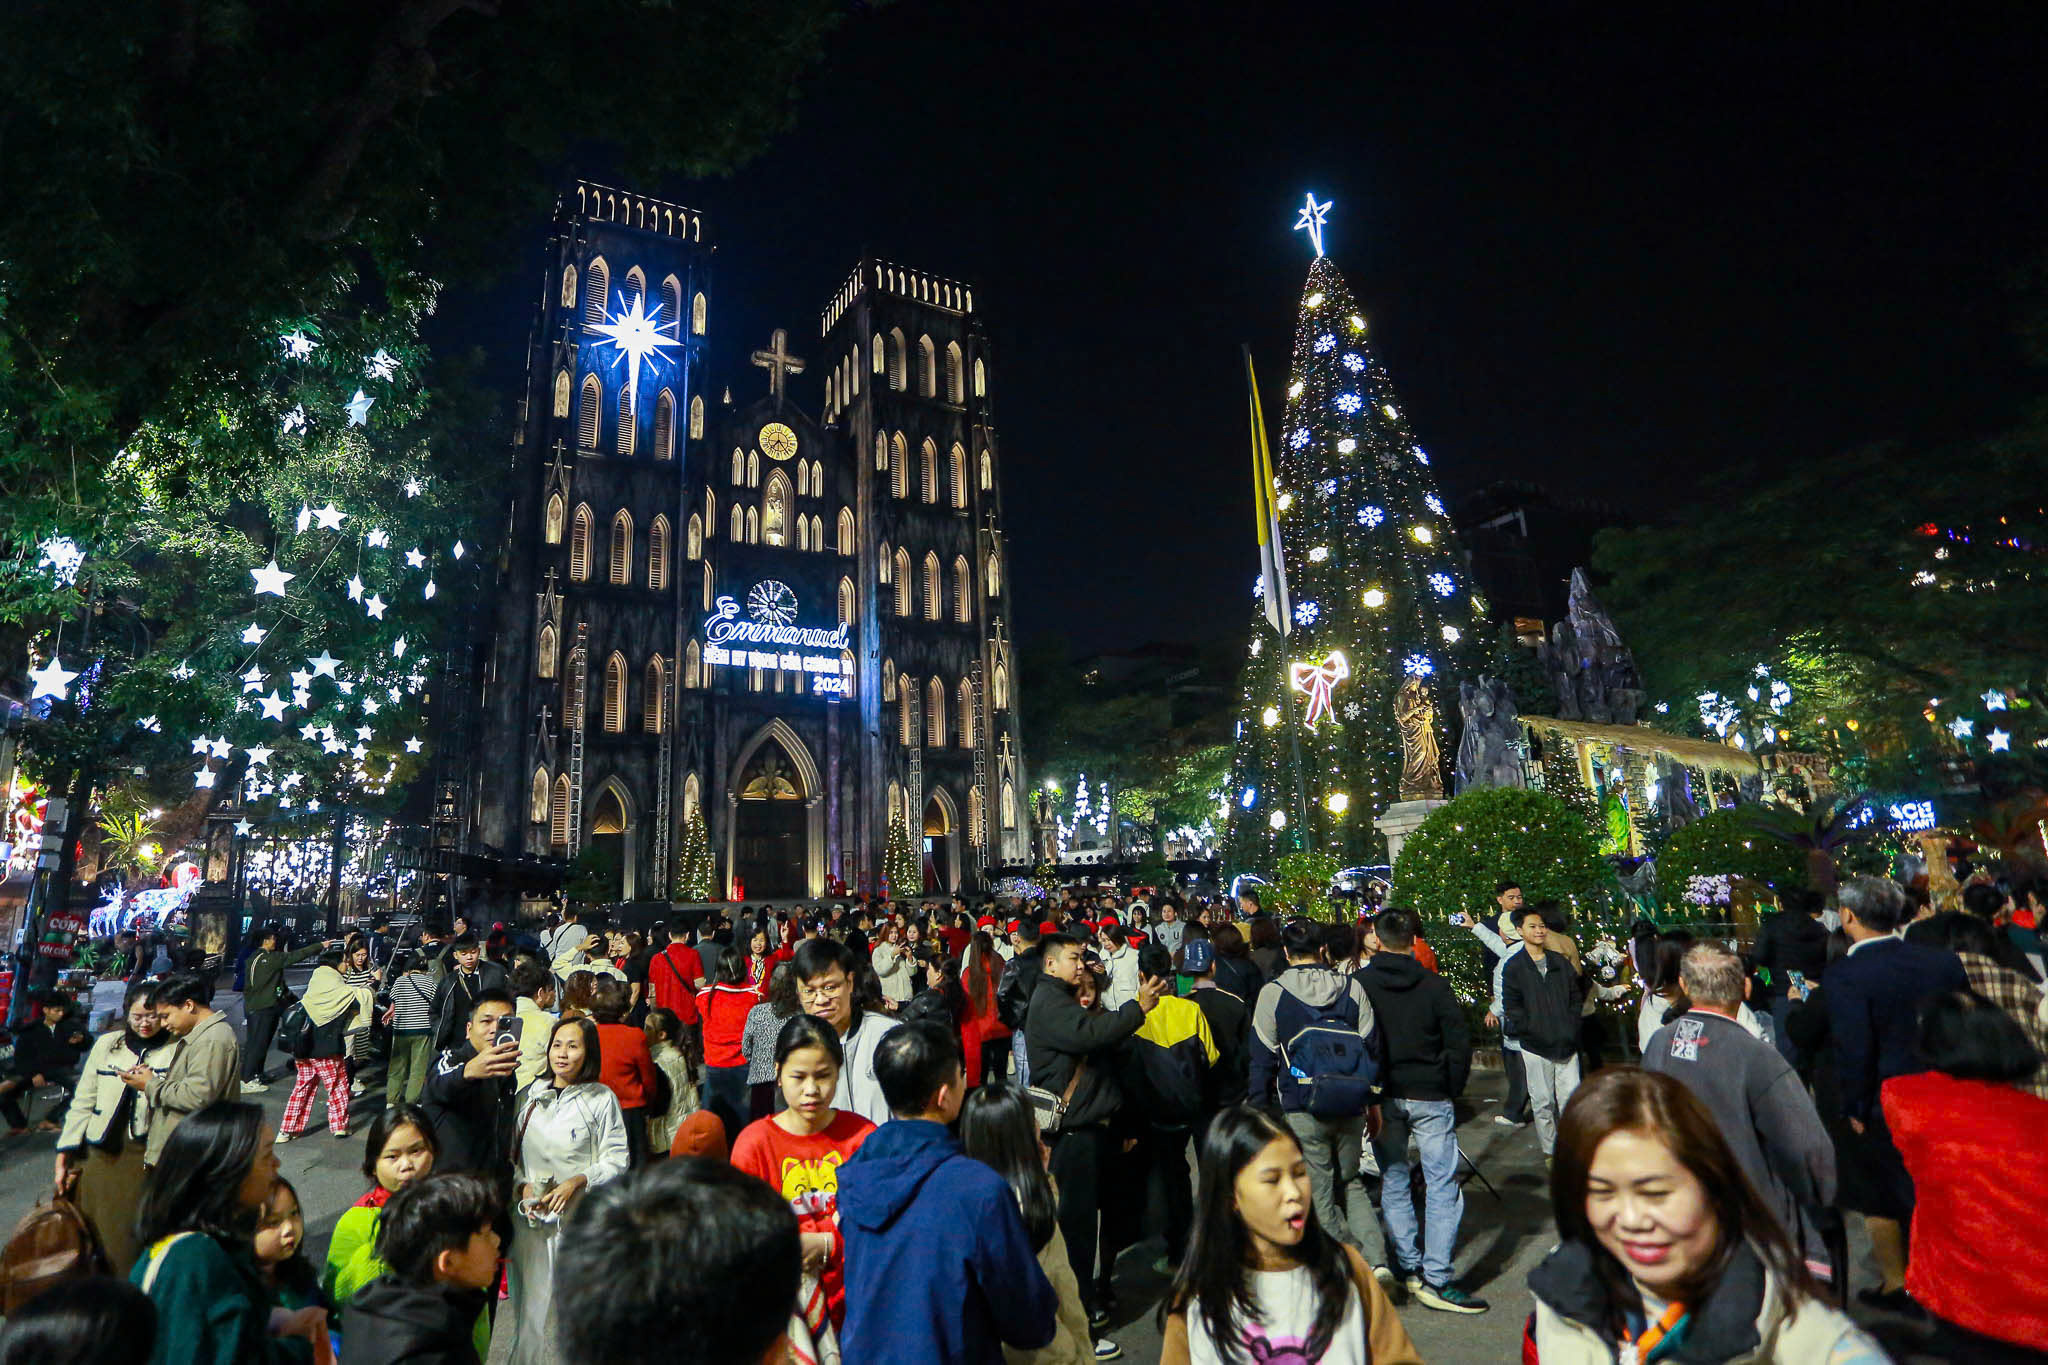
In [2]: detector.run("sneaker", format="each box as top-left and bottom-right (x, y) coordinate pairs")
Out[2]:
(1492, 1113), (1522, 1127)
(1087, 1305), (1110, 1329)
(276, 1132), (295, 1145)
(1093, 1340), (1122, 1361)
(1415, 1282), (1489, 1314)
(241, 1080), (269, 1093)
(1399, 1268), (1425, 1296)
(1370, 1264), (1397, 1290)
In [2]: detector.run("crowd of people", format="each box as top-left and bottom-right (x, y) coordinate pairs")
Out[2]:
(3, 870), (2045, 1362)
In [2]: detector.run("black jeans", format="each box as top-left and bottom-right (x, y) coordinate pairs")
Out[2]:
(703, 1065), (750, 1147)
(243, 1005), (282, 1081)
(1145, 1127), (1195, 1262)
(1048, 1123), (1109, 1314)
(620, 1106), (648, 1167)
(1502, 1047), (1530, 1122)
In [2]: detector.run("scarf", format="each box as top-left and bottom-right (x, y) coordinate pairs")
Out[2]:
(303, 964), (374, 1028)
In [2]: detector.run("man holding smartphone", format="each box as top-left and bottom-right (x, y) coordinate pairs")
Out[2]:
(418, 990), (521, 1178)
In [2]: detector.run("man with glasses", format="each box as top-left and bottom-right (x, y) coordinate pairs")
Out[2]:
(791, 939), (899, 1125)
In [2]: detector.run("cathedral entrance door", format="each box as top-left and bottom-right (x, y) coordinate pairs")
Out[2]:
(923, 796), (952, 896)
(733, 744), (807, 901)
(584, 787), (629, 902)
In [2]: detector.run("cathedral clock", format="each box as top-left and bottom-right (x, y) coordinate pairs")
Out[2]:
(758, 422), (798, 461)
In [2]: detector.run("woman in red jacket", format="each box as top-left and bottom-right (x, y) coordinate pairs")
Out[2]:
(960, 931), (1008, 1087)
(697, 951), (763, 1145)
(1884, 989), (2048, 1360)
(589, 977), (661, 1168)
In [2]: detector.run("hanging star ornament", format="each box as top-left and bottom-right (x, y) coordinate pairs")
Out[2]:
(240, 665), (267, 693)
(345, 389), (375, 427)
(1984, 689), (2009, 712)
(245, 745), (274, 766)
(209, 737), (233, 759)
(308, 650), (341, 678)
(404, 736), (424, 754)
(1293, 193), (1333, 258)
(346, 575), (365, 602)
(1951, 716), (1975, 740)
(1288, 651), (1352, 728)
(589, 289), (681, 421)
(405, 548), (426, 569)
(365, 349), (398, 381)
(29, 656), (78, 701)
(194, 767), (216, 789)
(234, 819), (254, 837)
(191, 735), (212, 756)
(258, 690), (290, 721)
(367, 528), (391, 549)
(1989, 728), (2012, 752)
(364, 594), (387, 620)
(240, 623), (268, 645)
(313, 504), (347, 531)
(250, 559), (295, 596)
(403, 478), (423, 498)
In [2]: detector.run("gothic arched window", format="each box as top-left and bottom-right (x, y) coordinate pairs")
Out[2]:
(661, 275), (682, 330)
(553, 370), (571, 418)
(950, 442), (968, 508)
(888, 328), (906, 391)
(609, 510), (634, 585)
(653, 390), (675, 460)
(688, 393), (704, 440)
(583, 257), (609, 329)
(987, 551), (1001, 597)
(958, 678), (975, 748)
(874, 431), (888, 472)
(616, 386), (634, 455)
(745, 506), (760, 545)
(796, 516), (810, 552)
(686, 513), (702, 561)
(644, 657), (666, 733)
(684, 639), (701, 688)
(980, 447), (993, 491)
(838, 507), (855, 555)
(954, 555), (971, 622)
(894, 548), (911, 616)
(648, 516), (669, 591)
(917, 335), (936, 398)
(603, 652), (626, 733)
(763, 470), (790, 547)
(927, 676), (946, 747)
(945, 341), (964, 404)
(891, 432), (907, 499)
(841, 650), (857, 696)
(920, 439), (937, 504)
(691, 292), (707, 335)
(702, 562), (713, 610)
(730, 504), (744, 543)
(974, 357), (987, 397)
(578, 376), (601, 450)
(544, 493), (565, 545)
(992, 662), (1009, 710)
(924, 552), (941, 621)
(552, 776), (571, 846)
(560, 264), (577, 311)
(851, 344), (862, 394)
(747, 450), (760, 488)
(810, 514), (823, 550)
(537, 623), (557, 679)
(1001, 779), (1017, 830)
(838, 576), (855, 627)
(569, 504), (593, 581)
(530, 768), (551, 825)
(899, 684), (916, 747)
(622, 266), (646, 310)
(879, 541), (892, 584)
(873, 333), (886, 377)
(882, 658), (896, 702)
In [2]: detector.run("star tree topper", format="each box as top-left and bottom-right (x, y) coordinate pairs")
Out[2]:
(1289, 651), (1352, 728)
(1294, 193), (1333, 258)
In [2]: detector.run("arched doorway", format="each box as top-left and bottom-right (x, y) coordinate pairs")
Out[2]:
(584, 783), (631, 901)
(923, 789), (959, 895)
(731, 741), (809, 900)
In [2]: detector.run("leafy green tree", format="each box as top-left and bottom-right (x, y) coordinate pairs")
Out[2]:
(1390, 787), (1611, 923)
(1, 0), (842, 564)
(1273, 848), (1341, 918)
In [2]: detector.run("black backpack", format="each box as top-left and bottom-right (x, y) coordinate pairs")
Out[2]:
(1278, 986), (1379, 1119)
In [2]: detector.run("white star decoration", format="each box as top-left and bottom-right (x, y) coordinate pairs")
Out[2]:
(300, 723), (320, 741)
(405, 548), (426, 569)
(1951, 717), (1975, 740)
(281, 330), (317, 360)
(258, 690), (289, 721)
(191, 736), (212, 756)
(588, 290), (681, 421)
(346, 575), (365, 601)
(250, 559), (295, 596)
(308, 651), (341, 678)
(345, 390), (375, 427)
(29, 656), (78, 701)
(240, 665), (267, 693)
(194, 768), (216, 789)
(313, 504), (346, 531)
(245, 745), (274, 766)
(240, 623), (268, 645)
(1293, 193), (1333, 257)
(281, 406), (307, 437)
(1989, 729), (2012, 752)
(404, 478), (423, 498)
(235, 820), (254, 837)
(1984, 689), (2008, 711)
(404, 737), (424, 754)
(209, 737), (233, 759)
(365, 594), (387, 620)
(365, 349), (398, 381)
(171, 663), (194, 681)
(367, 529), (391, 549)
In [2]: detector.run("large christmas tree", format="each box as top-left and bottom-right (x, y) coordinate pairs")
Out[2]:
(1226, 201), (1486, 872)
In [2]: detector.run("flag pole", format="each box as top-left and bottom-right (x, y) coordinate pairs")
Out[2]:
(1243, 345), (1309, 852)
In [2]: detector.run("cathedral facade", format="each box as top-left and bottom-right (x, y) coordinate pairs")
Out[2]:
(472, 183), (1030, 901)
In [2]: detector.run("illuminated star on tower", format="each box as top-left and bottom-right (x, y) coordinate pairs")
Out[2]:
(1293, 193), (1333, 258)
(587, 289), (681, 421)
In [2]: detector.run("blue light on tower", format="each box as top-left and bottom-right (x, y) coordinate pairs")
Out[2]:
(1241, 786), (1259, 809)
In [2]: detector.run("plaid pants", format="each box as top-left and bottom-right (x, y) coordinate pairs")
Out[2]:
(281, 1057), (352, 1136)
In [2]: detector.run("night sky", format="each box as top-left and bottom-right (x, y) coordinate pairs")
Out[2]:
(440, 6), (2048, 652)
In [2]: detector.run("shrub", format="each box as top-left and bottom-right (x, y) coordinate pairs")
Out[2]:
(1390, 787), (1610, 922)
(1655, 809), (1808, 910)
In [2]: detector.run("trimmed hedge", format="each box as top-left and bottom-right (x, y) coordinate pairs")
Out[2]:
(1390, 787), (1611, 922)
(1655, 809), (1808, 907)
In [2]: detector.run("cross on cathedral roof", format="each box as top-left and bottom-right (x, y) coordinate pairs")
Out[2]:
(750, 328), (806, 409)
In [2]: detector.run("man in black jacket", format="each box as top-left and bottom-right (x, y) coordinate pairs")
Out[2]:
(1024, 932), (1161, 1325)
(1181, 939), (1250, 1105)
(996, 918), (1047, 1087)
(1355, 909), (1484, 1314)
(431, 934), (508, 1052)
(416, 990), (520, 1181)
(1751, 887), (1831, 1065)
(1500, 906), (1582, 1158)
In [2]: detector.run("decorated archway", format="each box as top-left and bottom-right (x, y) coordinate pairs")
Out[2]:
(724, 720), (824, 900)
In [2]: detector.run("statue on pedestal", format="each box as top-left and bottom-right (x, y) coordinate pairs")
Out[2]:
(1395, 677), (1444, 801)
(1454, 676), (1524, 793)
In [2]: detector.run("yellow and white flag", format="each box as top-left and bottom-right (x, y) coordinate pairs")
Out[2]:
(1245, 348), (1291, 638)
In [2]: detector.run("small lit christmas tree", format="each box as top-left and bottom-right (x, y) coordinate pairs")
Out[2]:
(1226, 197), (1485, 871)
(672, 806), (714, 902)
(884, 811), (923, 902)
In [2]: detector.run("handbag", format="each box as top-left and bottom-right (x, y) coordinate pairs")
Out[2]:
(0, 1196), (111, 1313)
(1024, 1058), (1087, 1134)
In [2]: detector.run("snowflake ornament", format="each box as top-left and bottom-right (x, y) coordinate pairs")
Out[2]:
(1294, 600), (1321, 627)
(1424, 494), (1445, 515)
(1314, 334), (1336, 354)
(1287, 428), (1310, 451)
(1402, 653), (1435, 677)
(1428, 573), (1455, 597)
(1342, 353), (1364, 373)
(1357, 505), (1385, 528)
(1333, 392), (1362, 415)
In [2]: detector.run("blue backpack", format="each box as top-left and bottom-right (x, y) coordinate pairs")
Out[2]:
(1280, 987), (1379, 1119)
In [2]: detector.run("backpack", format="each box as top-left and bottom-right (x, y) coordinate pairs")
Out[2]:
(0, 1196), (108, 1313)
(274, 1000), (313, 1059)
(1279, 984), (1379, 1119)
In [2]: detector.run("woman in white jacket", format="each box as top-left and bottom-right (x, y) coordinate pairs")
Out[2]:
(870, 923), (915, 1005)
(53, 982), (178, 1274)
(505, 1014), (630, 1365)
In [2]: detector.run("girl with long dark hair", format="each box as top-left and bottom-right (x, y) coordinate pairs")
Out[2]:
(729, 1014), (875, 1334)
(699, 947), (763, 1139)
(1159, 1107), (1419, 1365)
(1528, 1067), (1880, 1363)
(960, 1083), (1104, 1364)
(963, 930), (1011, 1086)
(130, 1101), (329, 1363)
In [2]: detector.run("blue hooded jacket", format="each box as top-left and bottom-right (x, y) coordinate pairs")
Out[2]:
(838, 1118), (1057, 1365)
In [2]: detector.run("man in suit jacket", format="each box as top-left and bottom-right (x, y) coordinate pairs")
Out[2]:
(1823, 876), (1970, 1310)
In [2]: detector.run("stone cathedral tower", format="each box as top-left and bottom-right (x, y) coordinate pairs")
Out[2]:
(474, 184), (1029, 902)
